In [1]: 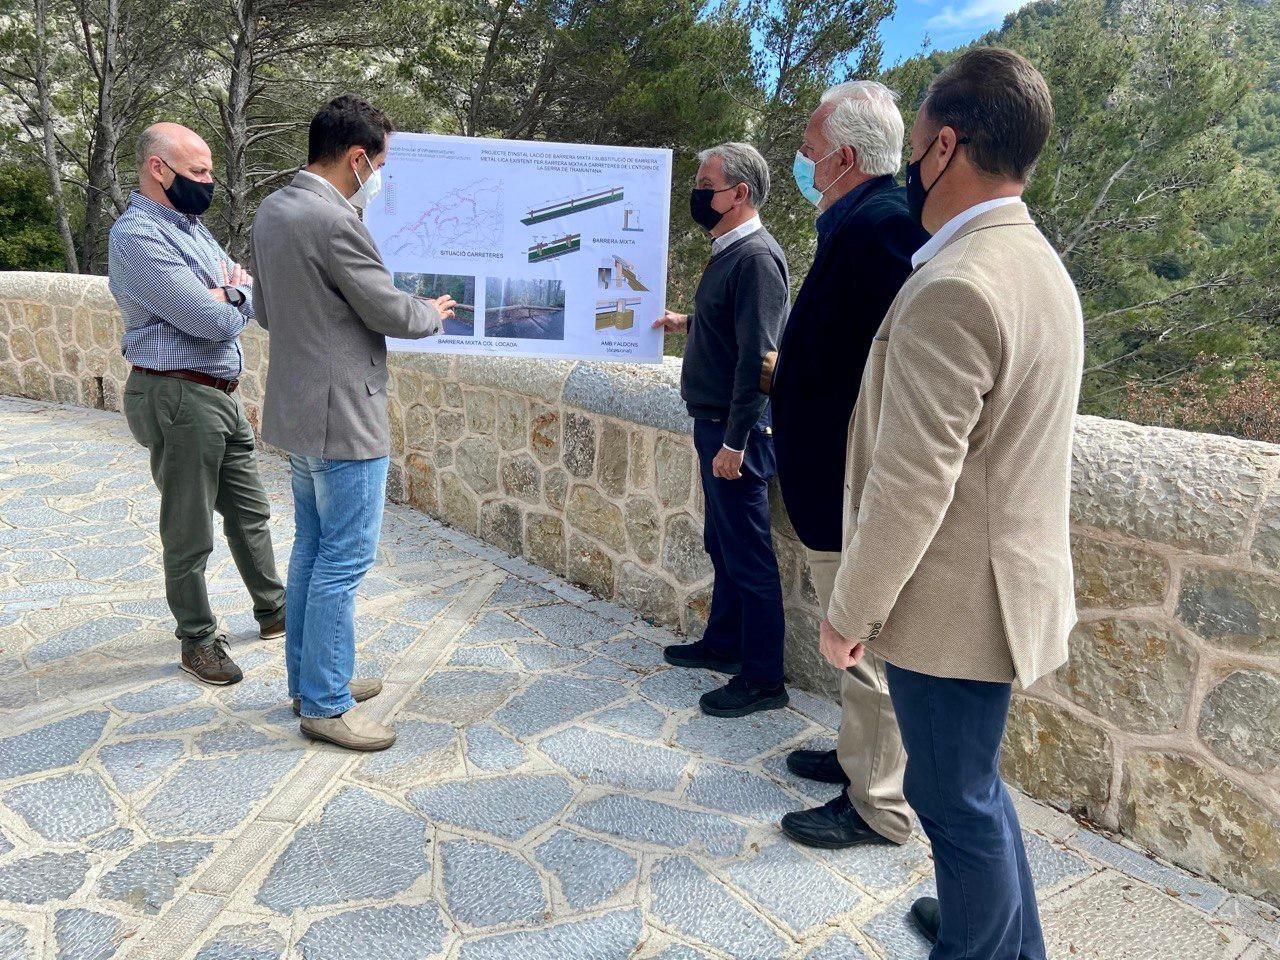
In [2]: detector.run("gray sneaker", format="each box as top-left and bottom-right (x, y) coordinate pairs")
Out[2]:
(300, 705), (396, 752)
(181, 635), (243, 686)
(292, 678), (382, 717)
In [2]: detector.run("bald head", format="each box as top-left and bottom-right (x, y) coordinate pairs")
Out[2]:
(136, 123), (214, 209)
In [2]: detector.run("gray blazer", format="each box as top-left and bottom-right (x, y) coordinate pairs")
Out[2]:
(251, 171), (440, 459)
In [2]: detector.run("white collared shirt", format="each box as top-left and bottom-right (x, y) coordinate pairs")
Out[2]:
(711, 214), (762, 257)
(296, 169), (358, 215)
(911, 196), (1021, 269)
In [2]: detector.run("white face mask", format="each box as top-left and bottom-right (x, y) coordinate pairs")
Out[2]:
(351, 153), (383, 208)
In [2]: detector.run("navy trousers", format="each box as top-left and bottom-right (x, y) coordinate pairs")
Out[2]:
(885, 663), (1046, 960)
(693, 418), (785, 687)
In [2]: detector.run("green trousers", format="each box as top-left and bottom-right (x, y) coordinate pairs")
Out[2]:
(123, 369), (285, 647)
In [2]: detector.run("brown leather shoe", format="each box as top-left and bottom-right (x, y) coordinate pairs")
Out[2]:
(300, 705), (396, 752)
(259, 611), (286, 641)
(292, 678), (383, 717)
(181, 635), (243, 686)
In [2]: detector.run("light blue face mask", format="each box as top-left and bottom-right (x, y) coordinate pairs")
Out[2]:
(792, 148), (849, 208)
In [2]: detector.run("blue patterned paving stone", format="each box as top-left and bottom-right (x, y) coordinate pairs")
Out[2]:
(235, 648), (274, 672)
(400, 597), (447, 624)
(1069, 830), (1225, 911)
(457, 908), (643, 960)
(538, 727), (688, 792)
(370, 623), (419, 654)
(786, 689), (841, 731)
(533, 830), (637, 909)
(449, 645), (516, 669)
(97, 840), (213, 913)
(569, 795), (745, 857)
(592, 636), (666, 669)
(653, 948), (714, 960)
(591, 700), (667, 739)
(0, 852), (89, 903)
(410, 774), (574, 842)
(1022, 832), (1092, 892)
(572, 656), (641, 681)
(441, 839), (546, 928)
(115, 599), (173, 619)
(675, 710), (808, 763)
(0, 918), (27, 960)
(4, 772), (117, 841)
(225, 676), (286, 712)
(120, 706), (218, 735)
(196, 723), (276, 754)
(465, 725), (528, 772)
(0, 829), (10, 856)
(804, 933), (871, 960)
(517, 603), (619, 647)
(650, 856), (788, 960)
(513, 642), (589, 670)
(297, 904), (449, 960)
(488, 577), (557, 608)
(811, 837), (930, 892)
(865, 881), (936, 960)
(61, 545), (149, 579)
(637, 669), (722, 709)
(687, 763), (802, 823)
(54, 909), (120, 960)
(99, 739), (185, 793)
(111, 679), (202, 714)
(0, 710), (107, 781)
(464, 612), (534, 646)
(357, 720), (460, 785)
(90, 828), (135, 852)
(494, 675), (627, 737)
(257, 787), (429, 911)
(408, 670), (520, 724)
(28, 615), (142, 664)
(358, 574), (400, 598)
(195, 923), (285, 960)
(727, 842), (862, 934)
(141, 751), (301, 838)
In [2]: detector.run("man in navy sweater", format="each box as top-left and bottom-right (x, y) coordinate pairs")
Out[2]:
(654, 142), (791, 718)
(766, 82), (929, 849)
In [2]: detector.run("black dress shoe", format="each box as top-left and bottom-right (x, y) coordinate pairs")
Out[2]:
(699, 675), (788, 717)
(910, 896), (941, 943)
(780, 790), (895, 849)
(663, 641), (742, 674)
(785, 748), (850, 785)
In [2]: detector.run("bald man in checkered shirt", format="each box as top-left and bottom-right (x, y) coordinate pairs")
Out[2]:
(108, 122), (285, 687)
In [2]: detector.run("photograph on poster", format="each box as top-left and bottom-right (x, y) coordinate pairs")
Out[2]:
(484, 277), (566, 341)
(393, 272), (477, 336)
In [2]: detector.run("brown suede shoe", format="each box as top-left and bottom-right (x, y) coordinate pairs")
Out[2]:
(300, 705), (396, 752)
(181, 635), (243, 686)
(292, 678), (383, 717)
(259, 611), (286, 641)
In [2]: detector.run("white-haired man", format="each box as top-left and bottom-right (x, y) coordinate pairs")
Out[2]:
(654, 142), (791, 718)
(765, 82), (928, 849)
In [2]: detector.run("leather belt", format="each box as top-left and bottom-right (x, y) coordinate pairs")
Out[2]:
(134, 366), (239, 394)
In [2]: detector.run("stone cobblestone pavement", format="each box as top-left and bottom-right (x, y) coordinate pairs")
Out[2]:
(0, 397), (1276, 960)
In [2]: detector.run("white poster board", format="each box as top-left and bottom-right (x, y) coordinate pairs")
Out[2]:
(365, 133), (672, 363)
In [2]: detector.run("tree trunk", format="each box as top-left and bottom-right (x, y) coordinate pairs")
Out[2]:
(79, 0), (122, 273)
(221, 0), (257, 262)
(33, 0), (80, 273)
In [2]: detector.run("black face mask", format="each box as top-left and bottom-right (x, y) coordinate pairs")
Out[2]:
(161, 159), (215, 216)
(689, 185), (735, 232)
(906, 134), (969, 226)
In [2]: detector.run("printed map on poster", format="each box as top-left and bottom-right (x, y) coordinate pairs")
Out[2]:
(365, 133), (673, 363)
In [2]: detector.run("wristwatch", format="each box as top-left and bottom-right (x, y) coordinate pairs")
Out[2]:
(222, 285), (245, 307)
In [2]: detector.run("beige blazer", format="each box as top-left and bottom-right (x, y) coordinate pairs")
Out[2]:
(826, 202), (1083, 687)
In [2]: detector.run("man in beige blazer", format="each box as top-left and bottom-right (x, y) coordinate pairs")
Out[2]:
(819, 49), (1082, 959)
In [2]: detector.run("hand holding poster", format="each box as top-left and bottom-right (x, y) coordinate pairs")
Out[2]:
(364, 133), (673, 363)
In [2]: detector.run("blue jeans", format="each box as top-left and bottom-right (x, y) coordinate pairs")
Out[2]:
(286, 455), (388, 719)
(886, 663), (1046, 960)
(693, 418), (785, 687)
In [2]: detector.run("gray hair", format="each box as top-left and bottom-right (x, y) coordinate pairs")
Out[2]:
(818, 81), (904, 177)
(135, 125), (174, 170)
(696, 141), (771, 209)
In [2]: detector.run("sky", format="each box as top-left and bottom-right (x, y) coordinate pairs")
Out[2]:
(877, 0), (1032, 65)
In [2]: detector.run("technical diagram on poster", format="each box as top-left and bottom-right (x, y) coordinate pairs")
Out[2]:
(366, 132), (672, 363)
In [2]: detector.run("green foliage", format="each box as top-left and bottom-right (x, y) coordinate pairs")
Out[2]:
(0, 163), (66, 271)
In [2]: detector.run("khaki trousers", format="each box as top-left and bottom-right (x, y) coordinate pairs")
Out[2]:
(805, 548), (912, 844)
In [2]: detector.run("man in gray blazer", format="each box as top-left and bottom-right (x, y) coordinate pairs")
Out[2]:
(252, 95), (453, 752)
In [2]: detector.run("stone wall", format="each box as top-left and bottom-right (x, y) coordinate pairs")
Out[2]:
(2, 270), (1277, 906)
